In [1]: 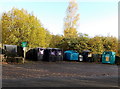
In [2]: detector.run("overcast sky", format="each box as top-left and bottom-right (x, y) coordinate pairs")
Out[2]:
(0, 0), (119, 38)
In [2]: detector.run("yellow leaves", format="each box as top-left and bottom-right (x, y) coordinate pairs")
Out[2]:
(2, 7), (50, 48)
(64, 0), (79, 38)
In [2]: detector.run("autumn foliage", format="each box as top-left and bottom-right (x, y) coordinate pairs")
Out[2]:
(1, 6), (119, 56)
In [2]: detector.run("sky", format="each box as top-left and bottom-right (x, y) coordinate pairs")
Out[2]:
(0, 0), (119, 38)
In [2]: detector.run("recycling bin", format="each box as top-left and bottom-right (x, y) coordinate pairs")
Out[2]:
(64, 50), (79, 61)
(115, 56), (120, 64)
(4, 45), (24, 57)
(82, 50), (92, 62)
(32, 48), (38, 61)
(43, 48), (63, 62)
(43, 48), (56, 62)
(49, 48), (56, 62)
(4, 45), (17, 56)
(26, 48), (37, 61)
(92, 54), (102, 62)
(37, 48), (45, 61)
(26, 48), (34, 60)
(26, 48), (45, 61)
(17, 46), (24, 57)
(102, 51), (116, 64)
(3, 45), (24, 62)
(54, 48), (63, 61)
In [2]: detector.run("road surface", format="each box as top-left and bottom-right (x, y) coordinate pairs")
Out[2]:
(2, 61), (119, 87)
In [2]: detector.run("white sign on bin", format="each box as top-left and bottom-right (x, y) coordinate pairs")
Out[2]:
(79, 55), (83, 61)
(88, 54), (92, 57)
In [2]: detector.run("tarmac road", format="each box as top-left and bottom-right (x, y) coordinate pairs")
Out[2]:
(2, 61), (119, 87)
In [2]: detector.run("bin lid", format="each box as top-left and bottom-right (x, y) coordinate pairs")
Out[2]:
(64, 50), (78, 53)
(83, 50), (91, 52)
(4, 44), (17, 53)
(103, 51), (116, 55)
(53, 48), (62, 51)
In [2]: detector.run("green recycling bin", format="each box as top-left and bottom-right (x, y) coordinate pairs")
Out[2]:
(102, 51), (116, 64)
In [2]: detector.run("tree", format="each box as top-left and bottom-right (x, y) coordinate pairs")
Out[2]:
(1, 8), (49, 48)
(102, 36), (118, 54)
(44, 29), (52, 47)
(57, 33), (89, 52)
(87, 36), (118, 54)
(49, 34), (63, 48)
(64, 0), (80, 38)
(88, 36), (104, 54)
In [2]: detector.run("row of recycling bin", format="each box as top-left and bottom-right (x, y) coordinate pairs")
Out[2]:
(26, 48), (117, 64)
(64, 50), (117, 64)
(2, 45), (119, 64)
(26, 48), (63, 62)
(26, 48), (102, 62)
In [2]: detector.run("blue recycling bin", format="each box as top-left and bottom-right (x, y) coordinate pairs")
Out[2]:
(102, 51), (116, 64)
(64, 50), (79, 61)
